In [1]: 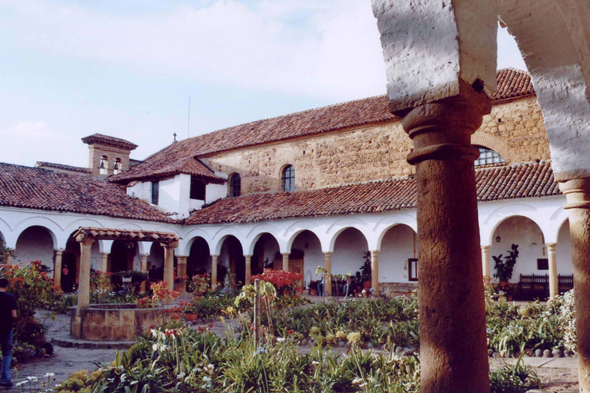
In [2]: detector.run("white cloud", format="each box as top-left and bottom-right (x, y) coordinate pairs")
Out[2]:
(1, 0), (388, 101)
(0, 121), (83, 166)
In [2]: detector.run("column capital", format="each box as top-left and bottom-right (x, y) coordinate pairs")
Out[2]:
(481, 245), (490, 251)
(100, 252), (110, 256)
(323, 251), (333, 257)
(244, 254), (253, 259)
(400, 90), (491, 165)
(559, 177), (590, 209)
(55, 249), (64, 255)
(546, 243), (558, 251)
(140, 253), (149, 258)
(77, 236), (95, 246)
(281, 252), (290, 257)
(162, 241), (179, 249)
(177, 256), (188, 263)
(211, 254), (219, 259)
(370, 250), (379, 256)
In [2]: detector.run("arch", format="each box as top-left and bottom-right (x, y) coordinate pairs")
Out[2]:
(331, 227), (370, 278)
(13, 220), (60, 250)
(250, 233), (281, 275)
(245, 223), (286, 254)
(217, 234), (245, 285)
(372, 214), (418, 250)
(483, 204), (550, 247)
(379, 224), (419, 283)
(497, 0), (590, 180)
(111, 239), (140, 272)
(100, 155), (108, 174)
(181, 230), (213, 256)
(212, 231), (246, 256)
(289, 229), (325, 283)
(285, 227), (326, 252)
(187, 236), (211, 276)
(327, 218), (371, 252)
(376, 223), (417, 251)
(13, 225), (56, 269)
(472, 131), (518, 163)
(489, 215), (550, 283)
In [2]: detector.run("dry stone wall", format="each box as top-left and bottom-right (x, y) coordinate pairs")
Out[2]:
(204, 97), (550, 195)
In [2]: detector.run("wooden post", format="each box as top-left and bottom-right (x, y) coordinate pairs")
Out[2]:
(140, 254), (149, 294)
(254, 279), (261, 347)
(163, 241), (179, 291)
(76, 236), (94, 311)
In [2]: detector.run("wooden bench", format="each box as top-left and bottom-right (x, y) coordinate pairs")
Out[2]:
(518, 274), (574, 300)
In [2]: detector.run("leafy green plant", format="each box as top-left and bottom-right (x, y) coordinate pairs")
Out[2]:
(490, 354), (542, 392)
(493, 244), (519, 283)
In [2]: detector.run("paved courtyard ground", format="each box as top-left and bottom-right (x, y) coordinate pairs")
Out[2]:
(1, 308), (581, 392)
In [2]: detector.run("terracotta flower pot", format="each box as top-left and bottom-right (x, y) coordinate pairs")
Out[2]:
(184, 313), (199, 322)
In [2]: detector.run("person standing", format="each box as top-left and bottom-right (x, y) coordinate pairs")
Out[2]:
(62, 265), (70, 292)
(0, 278), (17, 388)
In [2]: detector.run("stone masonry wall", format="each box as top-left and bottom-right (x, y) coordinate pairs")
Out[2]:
(204, 97), (549, 195)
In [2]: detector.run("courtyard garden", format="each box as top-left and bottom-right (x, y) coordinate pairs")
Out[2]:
(0, 261), (580, 392)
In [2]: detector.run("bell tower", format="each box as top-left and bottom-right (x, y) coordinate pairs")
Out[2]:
(81, 134), (138, 177)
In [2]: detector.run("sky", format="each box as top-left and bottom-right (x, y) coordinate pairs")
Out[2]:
(0, 0), (527, 167)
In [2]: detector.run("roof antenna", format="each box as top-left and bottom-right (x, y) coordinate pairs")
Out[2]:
(187, 96), (191, 139)
(173, 132), (177, 142)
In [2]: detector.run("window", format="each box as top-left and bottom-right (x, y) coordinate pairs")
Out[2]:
(474, 147), (505, 167)
(537, 258), (549, 270)
(151, 181), (159, 205)
(229, 173), (241, 197)
(190, 177), (206, 200)
(281, 165), (295, 192)
(409, 258), (419, 281)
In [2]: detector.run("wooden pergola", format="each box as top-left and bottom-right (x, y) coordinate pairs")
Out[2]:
(72, 227), (181, 312)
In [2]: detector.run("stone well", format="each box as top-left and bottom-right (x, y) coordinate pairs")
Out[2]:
(71, 304), (171, 341)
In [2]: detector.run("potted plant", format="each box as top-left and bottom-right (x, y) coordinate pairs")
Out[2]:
(493, 244), (519, 300)
(308, 280), (319, 296)
(182, 301), (199, 321)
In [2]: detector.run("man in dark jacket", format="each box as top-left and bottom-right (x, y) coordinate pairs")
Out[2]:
(0, 278), (17, 388)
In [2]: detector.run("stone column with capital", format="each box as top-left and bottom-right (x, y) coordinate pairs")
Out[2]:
(244, 255), (253, 285)
(282, 253), (290, 272)
(54, 249), (63, 287)
(324, 252), (332, 296)
(370, 250), (379, 293)
(5, 249), (14, 266)
(211, 255), (219, 286)
(176, 256), (187, 293)
(481, 245), (491, 278)
(558, 178), (590, 391)
(76, 237), (94, 312)
(163, 241), (179, 291)
(100, 253), (109, 273)
(140, 254), (149, 294)
(546, 243), (558, 299)
(398, 86), (491, 392)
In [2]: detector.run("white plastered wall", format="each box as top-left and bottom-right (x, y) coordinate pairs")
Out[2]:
(379, 224), (417, 283)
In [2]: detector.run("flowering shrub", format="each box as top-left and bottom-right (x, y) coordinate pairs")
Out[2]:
(186, 273), (210, 296)
(251, 269), (303, 297)
(136, 281), (180, 308)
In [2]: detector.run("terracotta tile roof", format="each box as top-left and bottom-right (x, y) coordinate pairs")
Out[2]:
(35, 161), (90, 174)
(116, 156), (224, 182)
(81, 133), (138, 151)
(185, 161), (559, 225)
(74, 227), (180, 243)
(490, 68), (536, 102)
(0, 162), (174, 223)
(111, 69), (537, 184)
